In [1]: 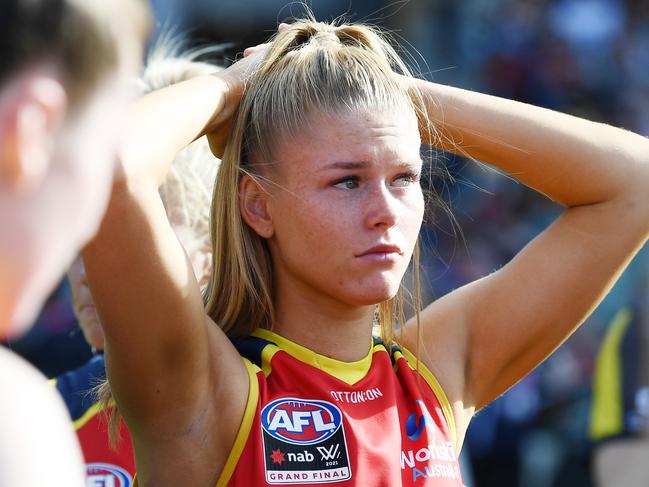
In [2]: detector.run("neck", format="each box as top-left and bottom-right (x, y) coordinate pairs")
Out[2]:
(272, 281), (375, 363)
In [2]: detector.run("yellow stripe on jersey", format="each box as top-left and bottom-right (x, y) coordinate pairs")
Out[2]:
(251, 328), (382, 385)
(49, 377), (105, 430)
(589, 308), (633, 441)
(216, 358), (261, 487)
(260, 341), (279, 377)
(72, 401), (104, 430)
(397, 346), (458, 450)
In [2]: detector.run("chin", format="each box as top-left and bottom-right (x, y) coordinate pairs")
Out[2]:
(344, 281), (401, 306)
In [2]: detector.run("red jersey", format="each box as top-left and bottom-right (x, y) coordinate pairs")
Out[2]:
(53, 355), (136, 487)
(216, 328), (463, 486)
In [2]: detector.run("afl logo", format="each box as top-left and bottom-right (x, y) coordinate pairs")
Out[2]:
(261, 398), (342, 445)
(86, 463), (133, 487)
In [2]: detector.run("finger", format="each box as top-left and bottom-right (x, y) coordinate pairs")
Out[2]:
(206, 117), (232, 159)
(244, 46), (260, 57)
(279, 23), (290, 32)
(243, 41), (271, 57)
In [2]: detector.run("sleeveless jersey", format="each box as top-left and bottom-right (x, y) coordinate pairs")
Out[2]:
(216, 328), (463, 486)
(53, 354), (136, 486)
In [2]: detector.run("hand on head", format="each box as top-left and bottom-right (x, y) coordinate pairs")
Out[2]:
(207, 23), (289, 158)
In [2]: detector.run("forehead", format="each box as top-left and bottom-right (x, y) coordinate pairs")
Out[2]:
(271, 106), (422, 172)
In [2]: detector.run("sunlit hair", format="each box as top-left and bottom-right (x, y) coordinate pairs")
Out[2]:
(97, 43), (223, 445)
(140, 44), (225, 279)
(205, 18), (438, 347)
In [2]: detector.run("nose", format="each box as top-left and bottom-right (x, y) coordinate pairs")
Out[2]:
(363, 183), (399, 231)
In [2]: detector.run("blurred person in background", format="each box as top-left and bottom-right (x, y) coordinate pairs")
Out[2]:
(589, 273), (649, 486)
(0, 0), (149, 484)
(54, 48), (221, 485)
(83, 15), (648, 487)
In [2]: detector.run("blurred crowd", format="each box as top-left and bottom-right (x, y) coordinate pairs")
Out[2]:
(3, 1), (647, 486)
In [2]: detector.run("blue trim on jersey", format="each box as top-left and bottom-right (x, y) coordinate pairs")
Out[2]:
(55, 354), (105, 421)
(390, 343), (402, 365)
(232, 334), (392, 368)
(231, 335), (275, 369)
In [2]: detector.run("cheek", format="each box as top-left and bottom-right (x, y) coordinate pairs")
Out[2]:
(398, 189), (425, 243)
(64, 152), (113, 243)
(409, 191), (425, 233)
(60, 87), (128, 239)
(273, 194), (352, 263)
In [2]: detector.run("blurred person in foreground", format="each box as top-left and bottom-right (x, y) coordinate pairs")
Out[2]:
(590, 273), (649, 486)
(55, 49), (220, 485)
(0, 0), (149, 484)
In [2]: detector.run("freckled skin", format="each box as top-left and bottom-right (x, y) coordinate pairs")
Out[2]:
(264, 107), (424, 310)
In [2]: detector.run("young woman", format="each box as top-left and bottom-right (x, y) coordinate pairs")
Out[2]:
(0, 0), (149, 485)
(84, 19), (649, 486)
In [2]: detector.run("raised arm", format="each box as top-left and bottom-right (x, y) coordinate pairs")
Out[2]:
(402, 78), (649, 443)
(82, 57), (257, 482)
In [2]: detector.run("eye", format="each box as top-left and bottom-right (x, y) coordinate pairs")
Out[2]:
(393, 171), (421, 188)
(333, 176), (360, 189)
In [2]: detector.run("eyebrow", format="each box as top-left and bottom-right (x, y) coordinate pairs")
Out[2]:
(318, 162), (368, 171)
(318, 160), (421, 172)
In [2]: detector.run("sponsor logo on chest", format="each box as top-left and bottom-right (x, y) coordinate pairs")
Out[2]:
(329, 387), (383, 404)
(261, 398), (352, 484)
(400, 400), (462, 483)
(85, 463), (133, 487)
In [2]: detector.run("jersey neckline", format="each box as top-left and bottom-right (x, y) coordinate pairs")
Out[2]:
(251, 328), (380, 386)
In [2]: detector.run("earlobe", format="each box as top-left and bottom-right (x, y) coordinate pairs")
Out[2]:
(0, 73), (67, 192)
(239, 174), (274, 238)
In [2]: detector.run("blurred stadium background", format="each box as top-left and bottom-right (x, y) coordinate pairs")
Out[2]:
(3, 1), (648, 486)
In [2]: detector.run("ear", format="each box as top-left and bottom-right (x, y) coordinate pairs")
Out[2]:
(239, 174), (274, 238)
(0, 71), (67, 192)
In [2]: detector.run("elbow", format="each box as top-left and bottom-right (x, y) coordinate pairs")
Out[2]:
(609, 132), (649, 224)
(624, 154), (649, 233)
(632, 147), (649, 206)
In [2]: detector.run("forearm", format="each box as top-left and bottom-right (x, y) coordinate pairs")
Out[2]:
(117, 74), (230, 186)
(412, 78), (649, 208)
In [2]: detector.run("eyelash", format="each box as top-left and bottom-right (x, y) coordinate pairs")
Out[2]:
(394, 171), (421, 187)
(333, 176), (360, 189)
(332, 172), (421, 189)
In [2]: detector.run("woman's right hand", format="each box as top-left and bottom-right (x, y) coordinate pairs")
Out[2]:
(207, 43), (269, 157)
(207, 24), (289, 157)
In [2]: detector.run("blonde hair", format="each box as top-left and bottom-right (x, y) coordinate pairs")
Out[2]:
(204, 19), (434, 346)
(144, 42), (227, 275)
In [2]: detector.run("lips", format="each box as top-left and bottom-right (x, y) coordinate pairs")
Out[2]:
(356, 244), (403, 261)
